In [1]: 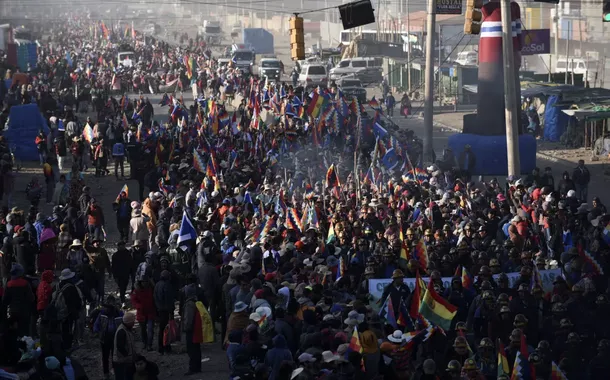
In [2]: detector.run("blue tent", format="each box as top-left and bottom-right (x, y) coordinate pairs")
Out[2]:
(6, 104), (49, 161)
(543, 95), (571, 142)
(448, 133), (537, 175)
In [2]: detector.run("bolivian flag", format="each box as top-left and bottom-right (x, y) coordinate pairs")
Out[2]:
(327, 222), (336, 244)
(497, 340), (510, 379)
(307, 92), (326, 118)
(325, 164), (339, 188)
(116, 184), (128, 203)
(419, 280), (457, 330)
(550, 361), (568, 380)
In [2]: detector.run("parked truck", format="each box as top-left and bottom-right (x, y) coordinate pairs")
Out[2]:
(242, 28), (274, 55)
(198, 20), (222, 45)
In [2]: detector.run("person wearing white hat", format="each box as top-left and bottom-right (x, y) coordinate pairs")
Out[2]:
(387, 330), (405, 344)
(67, 239), (85, 270)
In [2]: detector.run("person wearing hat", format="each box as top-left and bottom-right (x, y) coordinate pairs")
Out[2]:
(54, 268), (83, 349)
(111, 241), (133, 304)
(265, 334), (293, 380)
(412, 358), (439, 380)
(67, 239), (86, 271)
(154, 269), (175, 354)
(130, 208), (150, 249)
(225, 301), (250, 345)
(471, 338), (495, 379)
(129, 240), (147, 290)
(13, 226), (37, 276)
(85, 236), (111, 306)
(113, 312), (136, 380)
(93, 295), (124, 377)
(380, 330), (417, 379)
(379, 269), (410, 316)
(113, 189), (132, 242)
(181, 283), (204, 375)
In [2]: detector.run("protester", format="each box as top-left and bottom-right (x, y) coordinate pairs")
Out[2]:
(1, 17), (609, 380)
(113, 312), (136, 380)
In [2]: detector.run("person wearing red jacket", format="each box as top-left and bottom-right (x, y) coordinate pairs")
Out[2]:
(35, 130), (48, 165)
(131, 280), (155, 351)
(86, 198), (105, 241)
(36, 270), (54, 316)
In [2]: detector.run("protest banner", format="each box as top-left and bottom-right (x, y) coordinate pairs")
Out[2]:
(368, 268), (561, 311)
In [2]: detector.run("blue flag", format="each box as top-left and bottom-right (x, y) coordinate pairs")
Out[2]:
(373, 122), (388, 138)
(177, 212), (197, 251)
(382, 148), (399, 170)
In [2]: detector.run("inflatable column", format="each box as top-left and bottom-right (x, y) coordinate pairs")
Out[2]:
(476, 0), (522, 135)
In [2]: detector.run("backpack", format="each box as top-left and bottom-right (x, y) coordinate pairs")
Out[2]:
(135, 262), (152, 283)
(49, 283), (82, 320)
(118, 201), (129, 219)
(99, 313), (122, 338)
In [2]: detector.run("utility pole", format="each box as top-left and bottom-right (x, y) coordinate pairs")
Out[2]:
(377, 0), (382, 40)
(438, 24), (442, 105)
(564, 38), (570, 84)
(500, 0), (520, 177)
(554, 3), (559, 70)
(406, 0), (411, 92)
(423, 0), (436, 163)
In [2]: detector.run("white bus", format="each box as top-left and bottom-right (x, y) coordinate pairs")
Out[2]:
(339, 29), (406, 46)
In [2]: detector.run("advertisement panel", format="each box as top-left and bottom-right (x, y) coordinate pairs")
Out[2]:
(521, 29), (551, 56)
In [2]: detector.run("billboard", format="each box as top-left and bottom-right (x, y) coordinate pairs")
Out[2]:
(436, 0), (463, 15)
(521, 29), (551, 56)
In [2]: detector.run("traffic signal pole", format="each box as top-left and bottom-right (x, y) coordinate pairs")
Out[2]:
(423, 0), (436, 164)
(500, 0), (520, 176)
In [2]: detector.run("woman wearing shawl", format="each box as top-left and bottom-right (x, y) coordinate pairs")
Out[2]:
(38, 221), (58, 271)
(359, 322), (380, 379)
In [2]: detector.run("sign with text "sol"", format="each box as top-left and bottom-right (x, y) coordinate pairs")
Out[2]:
(436, 0), (463, 15)
(521, 29), (551, 56)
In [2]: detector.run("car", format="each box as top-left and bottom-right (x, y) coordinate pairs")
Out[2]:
(336, 77), (366, 103)
(231, 47), (255, 74)
(258, 57), (282, 81)
(217, 58), (231, 69)
(298, 64), (328, 89)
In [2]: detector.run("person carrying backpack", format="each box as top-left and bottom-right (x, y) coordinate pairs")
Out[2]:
(93, 295), (124, 378)
(52, 268), (83, 350)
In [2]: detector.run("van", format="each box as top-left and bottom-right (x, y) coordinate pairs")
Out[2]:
(117, 51), (135, 68)
(455, 51), (477, 66)
(329, 57), (382, 84)
(555, 57), (597, 82)
(299, 64), (328, 89)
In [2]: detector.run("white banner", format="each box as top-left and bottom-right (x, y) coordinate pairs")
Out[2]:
(368, 269), (562, 308)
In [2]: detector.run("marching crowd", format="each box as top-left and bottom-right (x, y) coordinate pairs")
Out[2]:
(0, 15), (608, 380)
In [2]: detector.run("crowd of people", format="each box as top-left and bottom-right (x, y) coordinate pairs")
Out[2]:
(0, 16), (608, 380)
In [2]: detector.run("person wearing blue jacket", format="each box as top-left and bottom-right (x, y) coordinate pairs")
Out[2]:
(112, 138), (126, 180)
(264, 334), (293, 380)
(93, 295), (124, 377)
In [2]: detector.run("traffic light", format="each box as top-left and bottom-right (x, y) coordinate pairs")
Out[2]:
(290, 16), (305, 61)
(604, 0), (610, 22)
(464, 0), (483, 35)
(338, 0), (376, 30)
